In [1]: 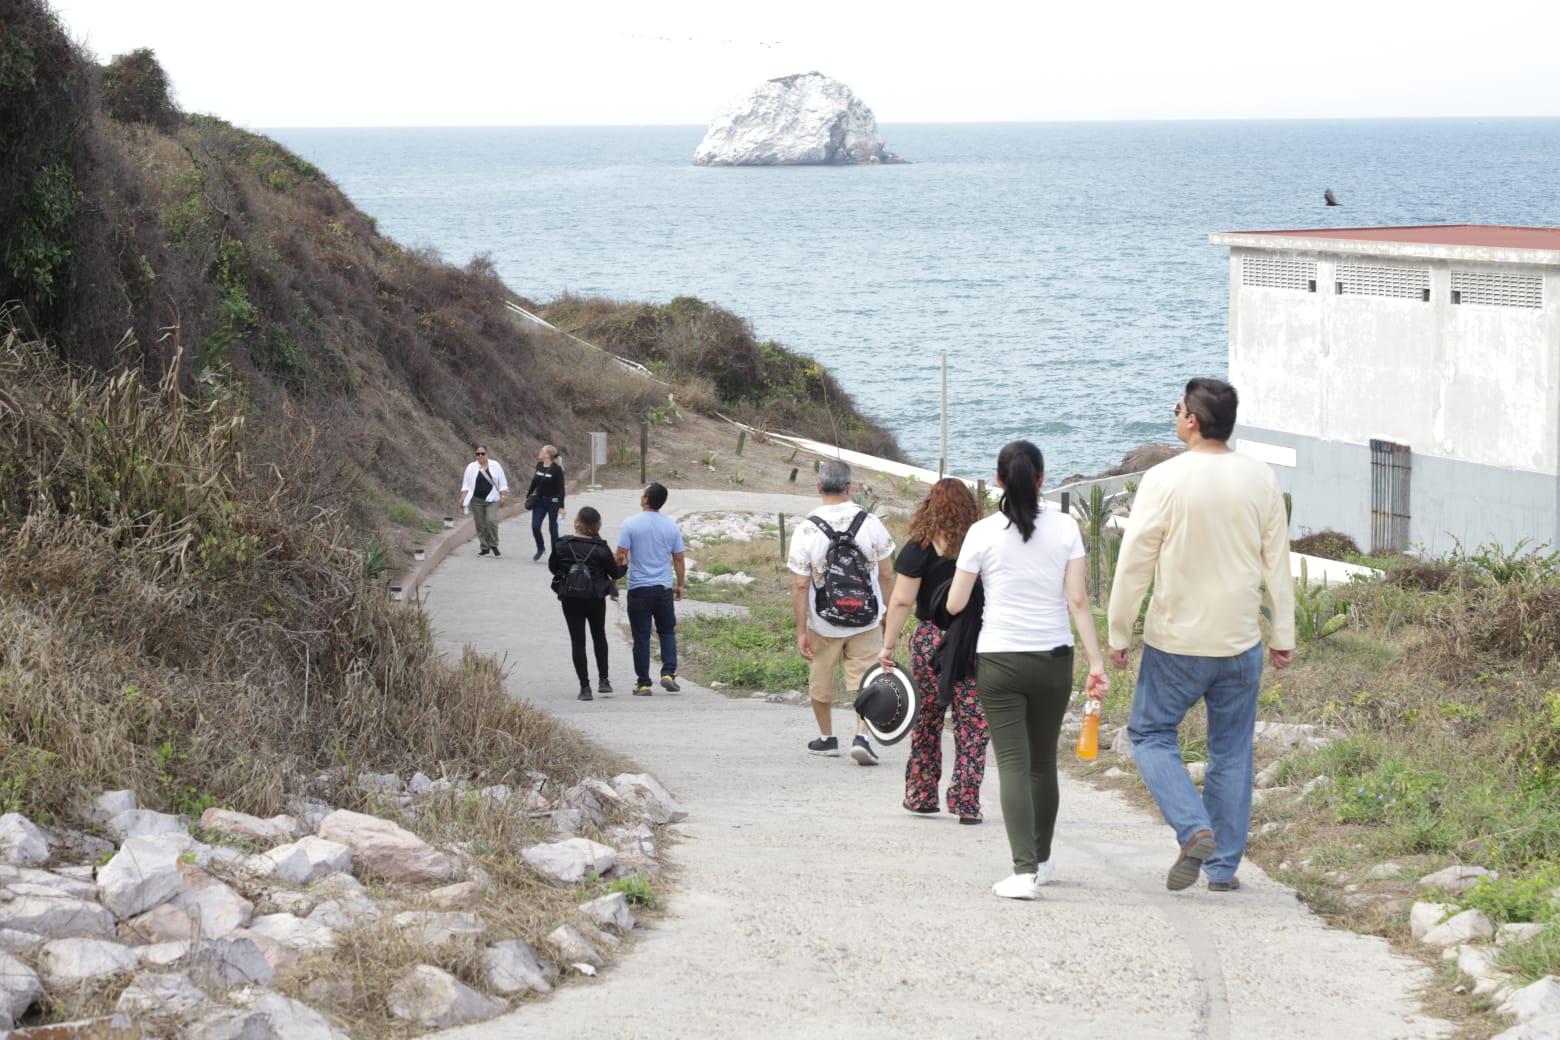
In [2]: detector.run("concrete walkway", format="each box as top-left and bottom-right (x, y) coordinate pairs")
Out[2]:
(424, 489), (1448, 1040)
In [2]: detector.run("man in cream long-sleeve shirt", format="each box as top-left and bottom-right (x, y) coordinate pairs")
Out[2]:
(1107, 378), (1295, 894)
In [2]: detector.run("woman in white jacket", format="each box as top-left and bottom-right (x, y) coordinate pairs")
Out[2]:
(459, 444), (509, 557)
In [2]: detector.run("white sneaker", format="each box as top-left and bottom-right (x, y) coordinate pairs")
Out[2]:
(992, 872), (1040, 900)
(1034, 857), (1056, 886)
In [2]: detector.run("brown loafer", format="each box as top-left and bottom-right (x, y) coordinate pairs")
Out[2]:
(1168, 829), (1216, 891)
(1208, 877), (1241, 892)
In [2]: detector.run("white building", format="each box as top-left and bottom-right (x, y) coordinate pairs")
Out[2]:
(1208, 225), (1560, 555)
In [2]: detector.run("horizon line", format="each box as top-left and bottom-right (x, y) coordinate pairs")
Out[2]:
(257, 114), (1560, 131)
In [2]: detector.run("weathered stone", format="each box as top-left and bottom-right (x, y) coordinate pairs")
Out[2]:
(5, 893), (117, 939)
(356, 772), (402, 794)
(426, 881), (482, 910)
(1422, 908), (1496, 947)
(137, 940), (190, 968)
(694, 72), (899, 167)
(38, 937), (140, 988)
(198, 809), (294, 849)
(256, 836), (352, 885)
(5, 1012), (143, 1038)
(187, 935), (274, 986)
(483, 939), (552, 995)
(183, 1009), (281, 1040)
(408, 772), (453, 796)
(88, 790), (138, 824)
(579, 919), (621, 949)
(0, 949), (42, 1029)
(579, 892), (636, 932)
(1365, 862), (1405, 880)
(1255, 761), (1284, 787)
(0, 813), (51, 867)
(1420, 864), (1496, 896)
(0, 865), (96, 901)
(1500, 923), (1548, 947)
(236, 990), (349, 1040)
(0, 928), (46, 957)
(1102, 766), (1127, 779)
(160, 872), (253, 940)
(1301, 775), (1333, 797)
(559, 786), (607, 828)
(97, 834), (184, 918)
(386, 964), (505, 1027)
(316, 810), (452, 883)
(522, 838), (616, 883)
(104, 809), (186, 842)
(391, 910), (485, 945)
(1457, 944), (1503, 984)
(478, 784), (512, 806)
(611, 773), (688, 824)
(1253, 721), (1327, 749)
(1492, 1015), (1560, 1040)
(262, 889), (317, 916)
(1501, 977), (1560, 1023)
(545, 923), (604, 967)
(114, 971), (210, 1016)
(1185, 761), (1207, 784)
(55, 830), (117, 866)
(245, 912), (336, 952)
(1410, 901), (1457, 941)
(226, 929), (299, 978)
(125, 902), (202, 944)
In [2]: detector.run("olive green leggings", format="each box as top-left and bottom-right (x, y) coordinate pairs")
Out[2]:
(976, 649), (1074, 874)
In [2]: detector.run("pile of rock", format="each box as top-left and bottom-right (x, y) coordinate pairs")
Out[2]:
(679, 511), (798, 550)
(1409, 866), (1559, 1038)
(0, 769), (685, 1035)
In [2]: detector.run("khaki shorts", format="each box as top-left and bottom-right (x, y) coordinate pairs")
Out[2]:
(808, 628), (883, 704)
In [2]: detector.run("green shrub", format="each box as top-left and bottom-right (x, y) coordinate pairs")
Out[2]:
(1335, 754), (1448, 826)
(1461, 865), (1560, 924)
(101, 48), (178, 130)
(1498, 925), (1560, 984)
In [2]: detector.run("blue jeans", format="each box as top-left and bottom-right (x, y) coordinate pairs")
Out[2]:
(1127, 643), (1263, 883)
(626, 585), (677, 686)
(531, 500), (560, 553)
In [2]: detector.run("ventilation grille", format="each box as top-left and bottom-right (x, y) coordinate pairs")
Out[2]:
(1241, 255), (1317, 292)
(1337, 263), (1430, 300)
(1451, 270), (1543, 309)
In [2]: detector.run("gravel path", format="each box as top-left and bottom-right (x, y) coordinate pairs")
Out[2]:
(425, 489), (1449, 1040)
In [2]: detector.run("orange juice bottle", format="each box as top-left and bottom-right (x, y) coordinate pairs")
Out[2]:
(1075, 697), (1101, 761)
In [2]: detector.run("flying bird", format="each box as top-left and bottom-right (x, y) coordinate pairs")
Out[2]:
(1324, 189), (1341, 207)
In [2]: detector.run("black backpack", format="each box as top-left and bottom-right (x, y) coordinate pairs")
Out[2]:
(562, 541), (597, 600)
(806, 511), (878, 628)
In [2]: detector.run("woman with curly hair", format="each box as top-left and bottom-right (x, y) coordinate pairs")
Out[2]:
(878, 477), (989, 823)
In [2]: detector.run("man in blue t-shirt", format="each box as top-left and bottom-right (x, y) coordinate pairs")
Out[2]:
(615, 482), (687, 696)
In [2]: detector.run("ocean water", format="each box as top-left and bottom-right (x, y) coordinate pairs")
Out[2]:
(270, 120), (1560, 477)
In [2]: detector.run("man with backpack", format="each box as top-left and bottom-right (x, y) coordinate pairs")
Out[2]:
(616, 482), (687, 697)
(788, 460), (896, 764)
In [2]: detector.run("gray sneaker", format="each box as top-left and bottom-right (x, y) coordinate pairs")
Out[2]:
(850, 735), (879, 766)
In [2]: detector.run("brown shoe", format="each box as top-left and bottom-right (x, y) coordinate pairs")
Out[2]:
(1208, 877), (1241, 892)
(1168, 829), (1216, 891)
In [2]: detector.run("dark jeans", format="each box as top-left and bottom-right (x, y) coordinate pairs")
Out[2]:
(976, 648), (1074, 875)
(531, 500), (560, 553)
(626, 585), (677, 686)
(561, 597), (609, 686)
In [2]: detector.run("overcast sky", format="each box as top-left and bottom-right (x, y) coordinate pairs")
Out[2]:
(53, 0), (1560, 127)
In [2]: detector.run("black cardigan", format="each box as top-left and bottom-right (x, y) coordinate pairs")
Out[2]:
(547, 535), (624, 599)
(929, 575), (984, 707)
(527, 462), (566, 504)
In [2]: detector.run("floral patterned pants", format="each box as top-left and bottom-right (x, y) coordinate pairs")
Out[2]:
(904, 621), (990, 818)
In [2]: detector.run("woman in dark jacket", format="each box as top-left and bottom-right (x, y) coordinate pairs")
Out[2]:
(527, 444), (566, 561)
(548, 506), (624, 701)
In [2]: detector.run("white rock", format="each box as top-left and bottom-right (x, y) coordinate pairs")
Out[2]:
(227, 929), (299, 979)
(356, 772), (402, 794)
(580, 892), (636, 932)
(1493, 1014), (1560, 1040)
(258, 836), (353, 885)
(1457, 944), (1501, 982)
(1419, 864), (1496, 895)
(183, 1008), (283, 1039)
(6, 892), (117, 939)
(1410, 901), (1458, 941)
(1186, 762), (1207, 784)
(1102, 767), (1127, 778)
(1301, 775), (1333, 797)
(694, 72), (898, 166)
(1422, 908), (1496, 947)
(1255, 761), (1284, 787)
(89, 790), (138, 824)
(546, 923), (604, 967)
(245, 912), (336, 952)
(115, 970), (210, 1016)
(138, 940), (191, 967)
(552, 808), (588, 835)
(1500, 923), (1548, 946)
(0, 814), (50, 867)
(484, 939), (552, 995)
(386, 964), (505, 1027)
(1253, 721), (1327, 749)
(97, 833), (187, 918)
(316, 810), (452, 883)
(522, 838), (617, 883)
(426, 881), (483, 910)
(199, 809), (296, 849)
(0, 928), (45, 957)
(392, 910), (485, 945)
(0, 949), (41, 1028)
(169, 871), (254, 939)
(611, 773), (688, 824)
(1501, 977), (1560, 1023)
(38, 936), (140, 987)
(560, 785), (607, 828)
(187, 935), (275, 986)
(242, 990), (349, 1040)
(305, 896), (379, 931)
(1251, 787), (1294, 806)
(478, 784), (512, 805)
(127, 902), (204, 944)
(1, 867), (94, 901)
(105, 808), (187, 841)
(1366, 862), (1405, 880)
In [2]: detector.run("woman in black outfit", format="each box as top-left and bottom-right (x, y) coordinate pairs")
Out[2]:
(548, 506), (624, 701)
(527, 444), (566, 561)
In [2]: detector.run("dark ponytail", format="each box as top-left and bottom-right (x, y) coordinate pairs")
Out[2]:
(996, 440), (1044, 542)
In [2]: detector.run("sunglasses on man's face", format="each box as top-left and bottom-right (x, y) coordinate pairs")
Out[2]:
(475, 451), (486, 456)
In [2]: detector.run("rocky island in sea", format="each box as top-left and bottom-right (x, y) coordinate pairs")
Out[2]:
(693, 72), (904, 166)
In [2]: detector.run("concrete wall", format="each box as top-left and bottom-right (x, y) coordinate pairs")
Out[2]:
(1234, 423), (1560, 555)
(1226, 249), (1560, 477)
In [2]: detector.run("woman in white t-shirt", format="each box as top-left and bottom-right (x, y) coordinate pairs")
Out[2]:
(947, 440), (1108, 900)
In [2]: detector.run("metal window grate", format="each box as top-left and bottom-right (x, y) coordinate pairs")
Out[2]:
(1450, 270), (1542, 308)
(1241, 255), (1317, 292)
(1337, 262), (1430, 300)
(1370, 439), (1411, 554)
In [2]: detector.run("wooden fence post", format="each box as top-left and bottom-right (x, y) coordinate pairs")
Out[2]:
(778, 512), (787, 558)
(976, 479), (987, 513)
(1061, 491), (1070, 514)
(639, 421), (649, 485)
(735, 429), (747, 457)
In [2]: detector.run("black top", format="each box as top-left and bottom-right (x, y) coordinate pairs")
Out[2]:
(528, 462), (565, 504)
(547, 535), (624, 599)
(894, 539), (957, 623)
(473, 469), (494, 501)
